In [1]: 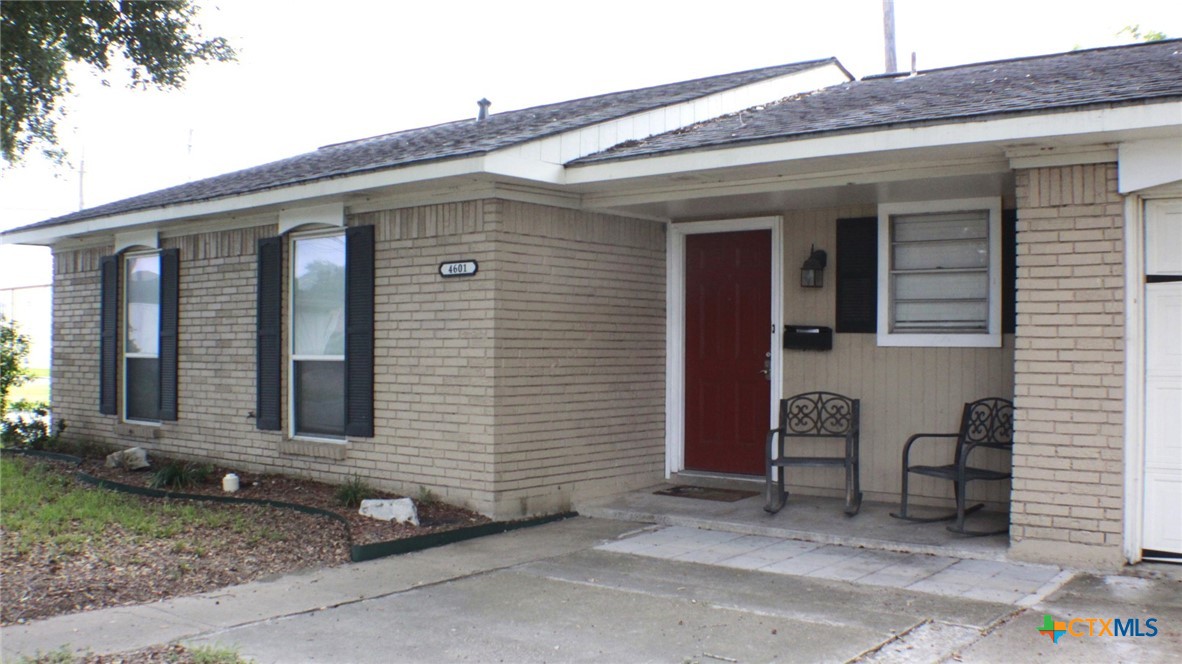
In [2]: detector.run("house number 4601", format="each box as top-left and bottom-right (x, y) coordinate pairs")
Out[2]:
(439, 260), (478, 278)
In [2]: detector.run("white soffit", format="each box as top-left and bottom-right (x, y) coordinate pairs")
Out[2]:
(278, 201), (345, 235)
(1120, 139), (1182, 193)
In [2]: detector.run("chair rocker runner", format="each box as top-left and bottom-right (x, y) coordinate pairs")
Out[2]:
(890, 398), (1014, 536)
(765, 391), (862, 516)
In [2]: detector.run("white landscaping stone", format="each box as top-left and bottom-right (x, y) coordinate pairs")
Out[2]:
(106, 447), (150, 470)
(359, 498), (419, 526)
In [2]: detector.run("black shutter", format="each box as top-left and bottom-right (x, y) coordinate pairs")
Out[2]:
(157, 248), (180, 421)
(345, 224), (375, 438)
(99, 255), (119, 415)
(835, 217), (878, 333)
(1002, 209), (1017, 334)
(256, 237), (283, 431)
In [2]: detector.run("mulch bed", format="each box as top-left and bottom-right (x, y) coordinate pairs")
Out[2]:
(1, 452), (489, 626)
(76, 456), (490, 545)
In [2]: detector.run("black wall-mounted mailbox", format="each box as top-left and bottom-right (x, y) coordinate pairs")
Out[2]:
(784, 325), (833, 351)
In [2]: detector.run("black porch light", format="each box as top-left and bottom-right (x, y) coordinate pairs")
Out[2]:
(800, 245), (827, 288)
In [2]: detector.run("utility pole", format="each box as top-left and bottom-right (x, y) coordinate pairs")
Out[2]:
(78, 151), (86, 210)
(883, 0), (898, 74)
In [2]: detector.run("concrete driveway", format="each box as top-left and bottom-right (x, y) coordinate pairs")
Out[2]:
(3, 517), (1179, 663)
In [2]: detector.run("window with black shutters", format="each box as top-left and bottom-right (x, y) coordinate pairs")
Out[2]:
(256, 225), (373, 439)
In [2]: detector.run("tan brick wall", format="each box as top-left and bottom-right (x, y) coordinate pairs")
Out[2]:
(1010, 163), (1126, 567)
(49, 199), (664, 519)
(50, 246), (109, 438)
(490, 201), (666, 517)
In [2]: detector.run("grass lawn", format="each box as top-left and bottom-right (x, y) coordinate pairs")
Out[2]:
(9, 368), (50, 404)
(1, 456), (279, 558)
(1, 455), (348, 625)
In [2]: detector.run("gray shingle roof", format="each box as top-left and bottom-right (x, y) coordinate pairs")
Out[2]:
(573, 40), (1182, 165)
(11, 58), (837, 232)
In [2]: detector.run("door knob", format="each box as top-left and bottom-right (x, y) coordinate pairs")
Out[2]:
(760, 351), (771, 380)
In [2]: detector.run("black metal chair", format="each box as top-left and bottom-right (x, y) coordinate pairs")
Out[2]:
(890, 398), (1014, 535)
(765, 391), (862, 516)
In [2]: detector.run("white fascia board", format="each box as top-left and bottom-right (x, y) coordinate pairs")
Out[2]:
(565, 102), (1182, 188)
(2, 155), (489, 246)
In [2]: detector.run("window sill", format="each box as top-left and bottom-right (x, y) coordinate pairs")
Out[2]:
(877, 331), (1001, 348)
(278, 438), (347, 461)
(114, 422), (161, 440)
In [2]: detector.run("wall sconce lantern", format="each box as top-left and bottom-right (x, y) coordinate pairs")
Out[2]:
(800, 245), (827, 288)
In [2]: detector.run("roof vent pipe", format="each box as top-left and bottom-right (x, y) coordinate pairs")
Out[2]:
(477, 98), (491, 121)
(910, 52), (917, 76)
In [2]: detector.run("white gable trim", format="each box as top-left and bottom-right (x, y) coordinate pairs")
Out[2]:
(508, 64), (850, 167)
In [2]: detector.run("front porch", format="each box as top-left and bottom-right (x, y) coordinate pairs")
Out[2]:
(580, 479), (1010, 562)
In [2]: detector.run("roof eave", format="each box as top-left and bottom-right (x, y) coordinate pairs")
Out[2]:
(564, 100), (1182, 188)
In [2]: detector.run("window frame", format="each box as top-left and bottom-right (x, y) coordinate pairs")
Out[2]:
(122, 250), (162, 423)
(876, 197), (1003, 348)
(288, 229), (348, 442)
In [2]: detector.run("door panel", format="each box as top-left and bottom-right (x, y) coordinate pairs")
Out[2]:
(1144, 281), (1182, 556)
(684, 230), (772, 475)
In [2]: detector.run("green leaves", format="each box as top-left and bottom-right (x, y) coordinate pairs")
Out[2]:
(1, 1), (236, 163)
(0, 316), (32, 414)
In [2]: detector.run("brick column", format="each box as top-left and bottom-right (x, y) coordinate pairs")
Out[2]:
(1010, 163), (1126, 567)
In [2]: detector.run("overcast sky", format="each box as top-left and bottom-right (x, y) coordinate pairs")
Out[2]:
(1, 0), (1180, 285)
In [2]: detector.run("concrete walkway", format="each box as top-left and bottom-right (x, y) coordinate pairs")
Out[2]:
(598, 526), (1069, 605)
(3, 517), (1179, 663)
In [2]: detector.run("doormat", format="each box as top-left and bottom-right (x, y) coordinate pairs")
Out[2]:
(653, 485), (760, 502)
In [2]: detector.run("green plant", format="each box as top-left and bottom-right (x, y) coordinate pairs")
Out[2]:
(335, 475), (374, 508)
(189, 644), (250, 664)
(417, 485), (440, 505)
(1, 400), (66, 450)
(16, 646), (78, 664)
(1, 315), (32, 415)
(149, 460), (212, 490)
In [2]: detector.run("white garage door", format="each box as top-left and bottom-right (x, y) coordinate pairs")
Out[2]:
(1143, 198), (1182, 560)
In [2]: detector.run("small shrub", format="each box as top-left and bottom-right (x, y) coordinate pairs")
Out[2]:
(335, 475), (374, 508)
(417, 485), (440, 505)
(149, 460), (212, 490)
(1, 400), (66, 450)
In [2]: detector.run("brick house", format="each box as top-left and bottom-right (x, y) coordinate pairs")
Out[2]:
(4, 40), (1180, 568)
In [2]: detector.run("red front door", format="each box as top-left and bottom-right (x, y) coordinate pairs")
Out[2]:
(684, 230), (772, 475)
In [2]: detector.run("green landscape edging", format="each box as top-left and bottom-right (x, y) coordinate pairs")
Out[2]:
(349, 512), (579, 562)
(74, 472), (352, 530)
(1, 448), (83, 465)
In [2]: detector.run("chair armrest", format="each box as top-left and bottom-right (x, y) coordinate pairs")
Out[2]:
(901, 433), (959, 466)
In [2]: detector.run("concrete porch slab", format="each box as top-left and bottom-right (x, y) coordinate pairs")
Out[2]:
(579, 484), (1011, 561)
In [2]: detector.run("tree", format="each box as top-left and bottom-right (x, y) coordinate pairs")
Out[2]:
(1, 1), (235, 164)
(1119, 25), (1169, 42)
(0, 316), (31, 415)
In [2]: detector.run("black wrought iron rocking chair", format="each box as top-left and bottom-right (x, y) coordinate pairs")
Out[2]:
(890, 397), (1014, 535)
(765, 391), (862, 516)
